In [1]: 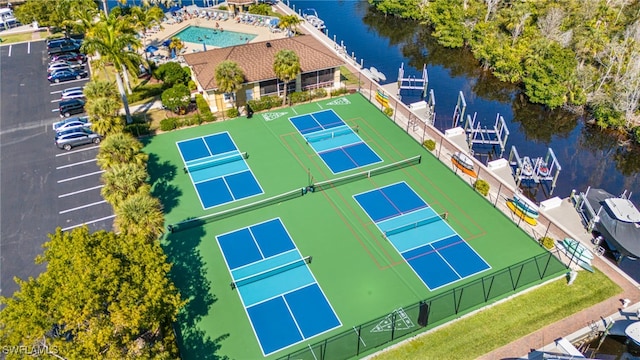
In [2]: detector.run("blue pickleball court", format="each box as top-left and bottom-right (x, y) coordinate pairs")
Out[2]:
(215, 218), (341, 356)
(354, 182), (491, 290)
(176, 132), (263, 209)
(289, 109), (382, 173)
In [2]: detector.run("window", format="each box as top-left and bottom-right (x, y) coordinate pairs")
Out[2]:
(301, 68), (335, 90)
(223, 93), (234, 102)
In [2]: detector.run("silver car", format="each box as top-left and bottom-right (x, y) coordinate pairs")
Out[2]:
(47, 61), (82, 74)
(52, 115), (91, 131)
(55, 128), (101, 151)
(60, 88), (85, 100)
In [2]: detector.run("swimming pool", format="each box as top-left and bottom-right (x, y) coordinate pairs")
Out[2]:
(174, 26), (257, 48)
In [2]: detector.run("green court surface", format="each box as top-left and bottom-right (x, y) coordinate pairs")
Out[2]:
(144, 93), (565, 359)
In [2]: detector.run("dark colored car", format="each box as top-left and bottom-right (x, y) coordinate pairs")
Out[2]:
(47, 38), (81, 49)
(55, 128), (101, 151)
(58, 99), (85, 118)
(47, 43), (82, 56)
(47, 69), (88, 83)
(50, 52), (87, 64)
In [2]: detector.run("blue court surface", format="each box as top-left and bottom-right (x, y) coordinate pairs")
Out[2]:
(354, 182), (491, 290)
(215, 218), (341, 356)
(176, 132), (263, 209)
(289, 109), (382, 173)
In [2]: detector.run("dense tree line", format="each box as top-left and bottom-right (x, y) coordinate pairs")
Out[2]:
(369, 0), (640, 141)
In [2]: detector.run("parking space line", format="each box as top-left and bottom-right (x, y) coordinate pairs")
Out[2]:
(57, 159), (97, 169)
(59, 185), (104, 198)
(51, 99), (62, 103)
(50, 78), (86, 87)
(55, 145), (100, 156)
(27, 42), (30, 54)
(59, 200), (107, 214)
(61, 215), (116, 231)
(57, 170), (105, 183)
(8, 45), (11, 57)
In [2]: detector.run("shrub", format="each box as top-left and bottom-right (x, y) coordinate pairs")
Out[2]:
(539, 236), (555, 250)
(290, 91), (311, 104)
(632, 126), (640, 144)
(182, 114), (203, 126)
(159, 117), (180, 131)
(124, 122), (151, 137)
(188, 80), (197, 91)
(154, 62), (189, 87)
(311, 88), (327, 99)
(383, 107), (393, 117)
(161, 84), (190, 114)
(248, 95), (280, 111)
(423, 139), (436, 151)
(202, 112), (216, 123)
(227, 108), (240, 118)
(473, 179), (490, 197)
(330, 87), (349, 96)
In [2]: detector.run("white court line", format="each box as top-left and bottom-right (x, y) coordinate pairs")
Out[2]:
(61, 214), (115, 231)
(59, 200), (107, 214)
(59, 185), (104, 198)
(56, 158), (96, 169)
(55, 145), (99, 156)
(57, 170), (105, 183)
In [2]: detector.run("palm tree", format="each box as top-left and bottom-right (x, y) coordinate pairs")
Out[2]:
(114, 191), (164, 241)
(278, 14), (302, 37)
(101, 162), (150, 208)
(82, 11), (142, 124)
(84, 80), (119, 101)
(214, 60), (245, 110)
(86, 97), (124, 137)
(131, 5), (165, 68)
(168, 37), (185, 58)
(96, 132), (148, 170)
(273, 49), (301, 106)
(142, 0), (177, 7)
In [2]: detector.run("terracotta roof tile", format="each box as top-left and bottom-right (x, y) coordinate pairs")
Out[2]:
(184, 35), (345, 91)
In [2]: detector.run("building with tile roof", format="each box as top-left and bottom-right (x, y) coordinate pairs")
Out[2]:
(183, 35), (345, 112)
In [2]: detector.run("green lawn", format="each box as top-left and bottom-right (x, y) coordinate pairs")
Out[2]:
(371, 269), (621, 360)
(0, 32), (34, 44)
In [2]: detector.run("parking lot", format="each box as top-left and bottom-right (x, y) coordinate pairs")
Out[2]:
(0, 39), (113, 297)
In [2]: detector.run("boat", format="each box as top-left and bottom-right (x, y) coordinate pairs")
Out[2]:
(536, 158), (550, 177)
(370, 67), (387, 82)
(512, 193), (539, 219)
(506, 200), (538, 226)
(521, 156), (534, 176)
(557, 238), (594, 272)
(302, 9), (326, 30)
(361, 68), (379, 82)
(577, 187), (640, 261)
(451, 152), (478, 178)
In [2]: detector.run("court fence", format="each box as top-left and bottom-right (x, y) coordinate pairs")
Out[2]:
(277, 251), (567, 360)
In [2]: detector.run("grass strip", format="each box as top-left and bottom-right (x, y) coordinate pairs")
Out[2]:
(372, 269), (621, 360)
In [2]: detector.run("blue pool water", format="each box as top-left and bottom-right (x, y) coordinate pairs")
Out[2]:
(174, 26), (257, 48)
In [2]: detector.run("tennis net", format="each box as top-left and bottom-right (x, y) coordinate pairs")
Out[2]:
(384, 213), (448, 237)
(231, 256), (312, 290)
(184, 151), (248, 173)
(168, 188), (303, 232)
(305, 127), (355, 143)
(312, 155), (421, 192)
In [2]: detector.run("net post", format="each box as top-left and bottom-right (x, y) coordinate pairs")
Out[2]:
(307, 256), (313, 264)
(230, 282), (236, 290)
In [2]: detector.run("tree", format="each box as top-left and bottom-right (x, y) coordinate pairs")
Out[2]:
(273, 49), (301, 106)
(101, 163), (150, 208)
(155, 62), (189, 87)
(0, 227), (184, 359)
(96, 132), (148, 170)
(278, 14), (302, 37)
(214, 60), (245, 110)
(168, 37), (185, 58)
(161, 84), (191, 114)
(82, 11), (142, 124)
(84, 80), (119, 101)
(131, 5), (165, 68)
(114, 192), (165, 241)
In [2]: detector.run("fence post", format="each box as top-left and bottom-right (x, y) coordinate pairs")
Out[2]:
(494, 183), (502, 207)
(390, 311), (396, 341)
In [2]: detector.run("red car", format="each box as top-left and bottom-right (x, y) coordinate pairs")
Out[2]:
(50, 52), (87, 64)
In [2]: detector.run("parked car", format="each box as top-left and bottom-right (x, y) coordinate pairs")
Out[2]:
(48, 69), (88, 83)
(53, 120), (92, 133)
(50, 52), (87, 64)
(47, 43), (82, 56)
(52, 115), (91, 131)
(58, 99), (85, 117)
(55, 128), (101, 151)
(48, 61), (83, 74)
(60, 88), (85, 100)
(47, 38), (81, 49)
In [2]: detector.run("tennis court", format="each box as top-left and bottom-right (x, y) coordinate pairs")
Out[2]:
(354, 182), (491, 290)
(289, 109), (382, 173)
(216, 218), (341, 356)
(176, 131), (263, 209)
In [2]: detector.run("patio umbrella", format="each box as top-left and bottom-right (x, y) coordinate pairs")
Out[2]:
(145, 45), (158, 53)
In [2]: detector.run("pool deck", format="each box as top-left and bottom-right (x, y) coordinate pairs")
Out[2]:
(141, 15), (289, 56)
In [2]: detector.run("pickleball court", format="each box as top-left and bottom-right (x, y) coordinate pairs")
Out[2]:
(354, 182), (491, 290)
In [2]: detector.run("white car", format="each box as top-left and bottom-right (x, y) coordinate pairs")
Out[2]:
(60, 88), (85, 100)
(47, 61), (82, 74)
(52, 116), (91, 131)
